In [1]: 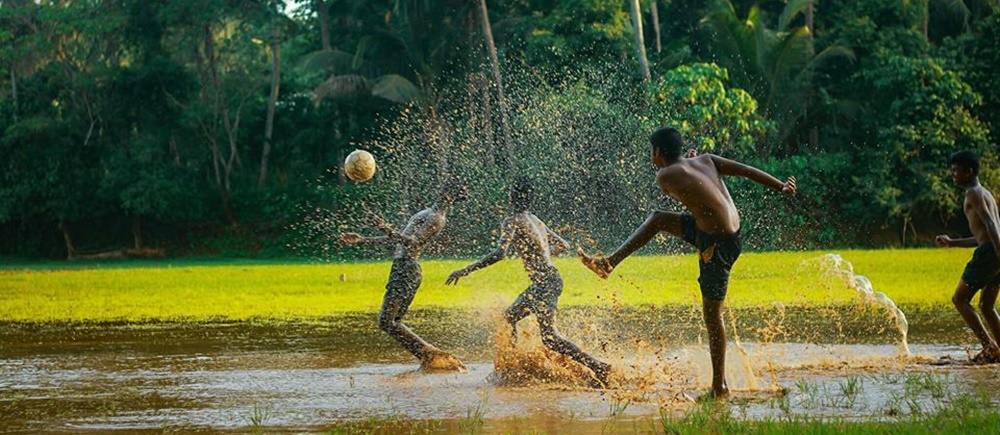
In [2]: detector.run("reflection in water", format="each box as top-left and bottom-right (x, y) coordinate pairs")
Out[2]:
(1, 305), (996, 433)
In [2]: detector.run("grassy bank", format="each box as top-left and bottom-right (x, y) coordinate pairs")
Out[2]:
(319, 390), (1000, 435)
(0, 248), (973, 322)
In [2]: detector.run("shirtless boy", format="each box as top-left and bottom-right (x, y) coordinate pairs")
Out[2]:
(446, 178), (612, 386)
(339, 180), (469, 371)
(935, 150), (1000, 364)
(578, 127), (796, 399)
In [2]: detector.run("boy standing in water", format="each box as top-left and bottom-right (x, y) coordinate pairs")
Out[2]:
(935, 150), (1000, 364)
(445, 178), (612, 387)
(577, 127), (796, 399)
(339, 179), (469, 372)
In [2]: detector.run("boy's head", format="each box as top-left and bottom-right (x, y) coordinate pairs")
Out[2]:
(949, 150), (980, 185)
(650, 127), (685, 164)
(510, 177), (533, 212)
(438, 177), (469, 206)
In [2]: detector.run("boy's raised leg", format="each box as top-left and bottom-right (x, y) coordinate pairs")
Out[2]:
(579, 211), (683, 278)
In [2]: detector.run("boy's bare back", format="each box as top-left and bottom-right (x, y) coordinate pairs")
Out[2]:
(655, 155), (741, 235)
(964, 186), (1000, 245)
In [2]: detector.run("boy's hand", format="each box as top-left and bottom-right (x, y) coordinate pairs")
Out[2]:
(781, 176), (797, 195)
(338, 232), (363, 245)
(445, 269), (468, 285)
(935, 235), (952, 247)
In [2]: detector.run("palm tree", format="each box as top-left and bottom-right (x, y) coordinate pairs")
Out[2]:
(476, 0), (513, 167)
(629, 0), (651, 82)
(929, 0), (998, 34)
(701, 0), (854, 155)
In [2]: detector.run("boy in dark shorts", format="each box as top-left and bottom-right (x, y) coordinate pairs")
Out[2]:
(935, 150), (1000, 364)
(578, 127), (795, 399)
(445, 178), (612, 387)
(339, 179), (469, 372)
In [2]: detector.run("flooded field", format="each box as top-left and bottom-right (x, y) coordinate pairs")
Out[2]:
(2, 305), (999, 433)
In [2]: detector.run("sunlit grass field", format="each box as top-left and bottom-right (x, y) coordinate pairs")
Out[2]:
(0, 248), (973, 322)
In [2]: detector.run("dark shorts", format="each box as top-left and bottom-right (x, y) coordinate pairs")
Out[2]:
(680, 213), (742, 301)
(382, 256), (423, 316)
(509, 271), (563, 316)
(962, 243), (1000, 291)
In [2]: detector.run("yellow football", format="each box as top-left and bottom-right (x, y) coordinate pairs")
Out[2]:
(344, 149), (376, 182)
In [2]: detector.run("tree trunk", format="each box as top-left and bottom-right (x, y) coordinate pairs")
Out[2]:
(806, 2), (814, 33)
(202, 23), (236, 226)
(650, 0), (661, 54)
(476, 0), (513, 168)
(923, 0), (930, 43)
(316, 0), (331, 51)
(58, 218), (76, 260)
(132, 215), (144, 250)
(629, 0), (651, 83)
(470, 73), (496, 167)
(260, 26), (281, 187)
(10, 69), (17, 121)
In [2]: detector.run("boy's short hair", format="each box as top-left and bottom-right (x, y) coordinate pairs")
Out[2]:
(650, 127), (684, 160)
(950, 150), (981, 175)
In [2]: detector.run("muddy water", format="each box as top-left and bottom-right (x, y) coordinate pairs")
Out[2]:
(1, 306), (998, 433)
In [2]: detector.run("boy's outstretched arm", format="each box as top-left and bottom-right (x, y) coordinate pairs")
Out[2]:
(936, 234), (978, 248)
(547, 227), (571, 256)
(338, 232), (394, 246)
(446, 247), (504, 285)
(710, 155), (796, 194)
(446, 225), (510, 285)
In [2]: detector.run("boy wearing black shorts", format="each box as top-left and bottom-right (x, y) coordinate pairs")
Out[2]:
(935, 150), (1000, 364)
(578, 127), (796, 399)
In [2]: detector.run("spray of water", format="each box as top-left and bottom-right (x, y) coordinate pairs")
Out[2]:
(818, 253), (911, 356)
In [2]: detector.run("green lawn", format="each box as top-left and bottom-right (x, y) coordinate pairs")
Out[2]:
(0, 248), (972, 322)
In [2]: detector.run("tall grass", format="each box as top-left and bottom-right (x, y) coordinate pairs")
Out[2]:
(0, 248), (974, 322)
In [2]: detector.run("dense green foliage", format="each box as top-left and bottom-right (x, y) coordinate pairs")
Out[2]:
(1, 1), (998, 259)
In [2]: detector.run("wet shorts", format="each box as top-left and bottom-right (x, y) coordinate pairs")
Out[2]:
(508, 271), (563, 316)
(383, 256), (423, 310)
(680, 213), (742, 301)
(962, 243), (1000, 291)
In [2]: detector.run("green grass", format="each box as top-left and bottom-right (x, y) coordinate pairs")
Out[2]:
(0, 248), (973, 322)
(316, 400), (1000, 435)
(655, 407), (1000, 434)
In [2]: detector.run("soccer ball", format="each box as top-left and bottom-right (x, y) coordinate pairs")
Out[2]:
(344, 149), (376, 182)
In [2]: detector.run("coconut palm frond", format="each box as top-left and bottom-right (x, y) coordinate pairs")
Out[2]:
(297, 49), (360, 75)
(778, 0), (815, 32)
(371, 74), (420, 103)
(314, 74), (371, 105)
(937, 0), (972, 23)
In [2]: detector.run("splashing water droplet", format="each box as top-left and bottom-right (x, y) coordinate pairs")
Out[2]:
(820, 253), (910, 356)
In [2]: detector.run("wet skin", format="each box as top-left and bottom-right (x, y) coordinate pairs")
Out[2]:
(447, 204), (611, 387)
(935, 163), (1000, 363)
(339, 191), (468, 371)
(579, 146), (795, 398)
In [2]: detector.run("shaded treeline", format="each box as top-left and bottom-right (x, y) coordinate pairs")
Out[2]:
(1, 0), (998, 259)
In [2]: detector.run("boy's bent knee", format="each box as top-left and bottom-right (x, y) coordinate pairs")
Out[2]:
(953, 293), (973, 306)
(377, 312), (398, 332)
(540, 333), (560, 350)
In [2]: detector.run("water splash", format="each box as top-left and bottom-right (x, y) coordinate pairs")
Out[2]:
(818, 253), (911, 356)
